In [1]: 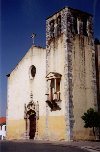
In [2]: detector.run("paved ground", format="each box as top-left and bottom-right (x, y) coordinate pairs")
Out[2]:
(0, 140), (100, 152)
(55, 140), (100, 152)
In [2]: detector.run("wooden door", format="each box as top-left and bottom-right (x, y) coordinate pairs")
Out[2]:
(29, 114), (36, 139)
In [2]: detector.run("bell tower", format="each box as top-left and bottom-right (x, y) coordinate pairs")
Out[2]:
(46, 7), (97, 140)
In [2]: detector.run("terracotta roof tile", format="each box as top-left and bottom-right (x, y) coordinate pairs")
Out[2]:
(0, 117), (6, 125)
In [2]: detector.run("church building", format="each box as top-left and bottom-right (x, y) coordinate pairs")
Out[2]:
(6, 7), (98, 141)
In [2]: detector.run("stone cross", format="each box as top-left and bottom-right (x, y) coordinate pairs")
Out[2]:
(31, 33), (36, 45)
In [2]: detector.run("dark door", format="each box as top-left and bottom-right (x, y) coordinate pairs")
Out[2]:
(29, 114), (36, 139)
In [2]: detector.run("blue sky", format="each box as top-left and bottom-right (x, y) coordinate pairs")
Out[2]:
(0, 0), (100, 116)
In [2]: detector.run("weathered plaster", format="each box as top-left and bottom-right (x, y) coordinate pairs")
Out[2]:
(7, 6), (97, 141)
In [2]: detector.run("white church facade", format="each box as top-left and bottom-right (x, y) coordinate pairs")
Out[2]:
(6, 7), (98, 141)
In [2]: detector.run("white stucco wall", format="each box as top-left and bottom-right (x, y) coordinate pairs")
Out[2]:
(0, 124), (6, 140)
(7, 45), (46, 120)
(46, 35), (66, 116)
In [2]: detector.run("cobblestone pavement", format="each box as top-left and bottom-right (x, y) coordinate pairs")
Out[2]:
(0, 140), (100, 152)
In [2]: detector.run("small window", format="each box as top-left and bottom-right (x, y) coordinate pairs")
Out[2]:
(71, 16), (78, 34)
(50, 78), (61, 101)
(50, 79), (55, 101)
(31, 65), (36, 77)
(50, 79), (55, 88)
(46, 72), (62, 101)
(56, 79), (60, 92)
(83, 18), (88, 36)
(57, 15), (61, 35)
(29, 65), (36, 79)
(79, 20), (83, 35)
(50, 20), (54, 38)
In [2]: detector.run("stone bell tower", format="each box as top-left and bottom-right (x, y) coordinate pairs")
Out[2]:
(46, 7), (97, 140)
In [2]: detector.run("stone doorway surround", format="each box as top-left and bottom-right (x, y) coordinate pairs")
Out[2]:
(24, 101), (39, 139)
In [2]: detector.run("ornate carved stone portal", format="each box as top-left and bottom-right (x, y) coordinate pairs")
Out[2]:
(24, 101), (39, 139)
